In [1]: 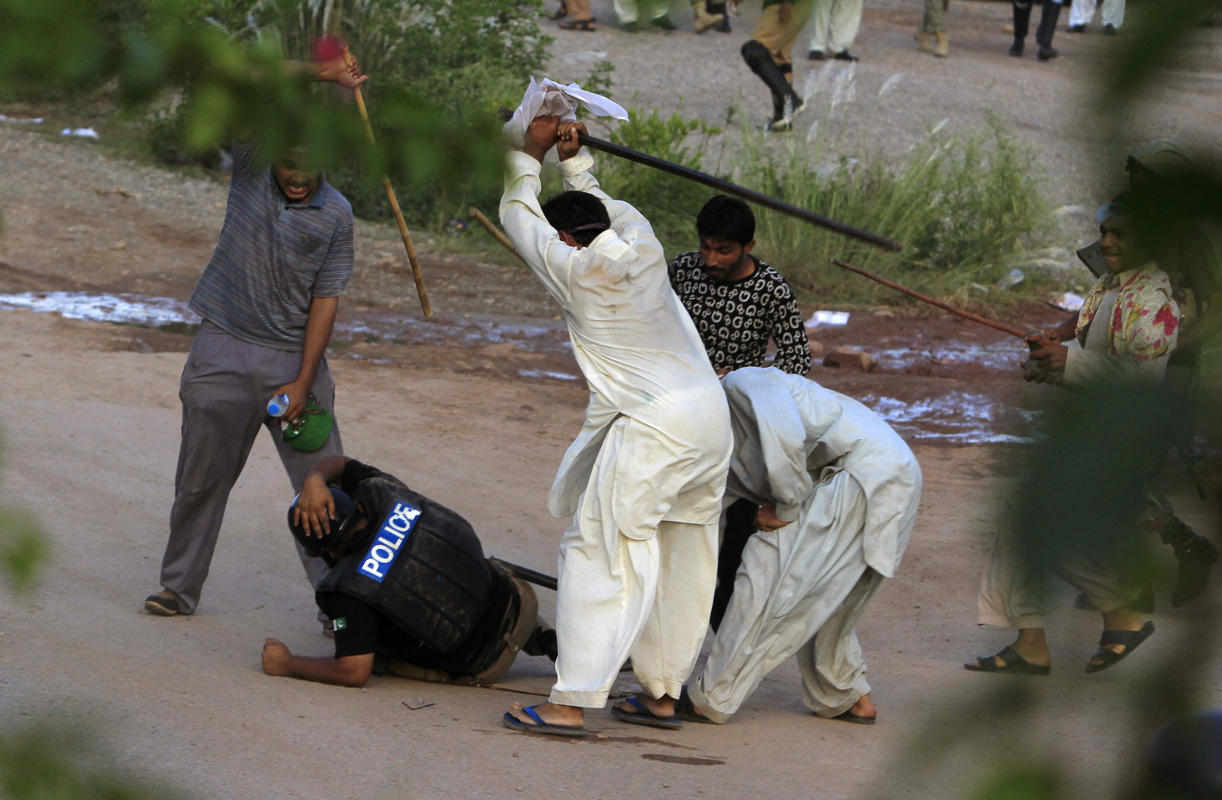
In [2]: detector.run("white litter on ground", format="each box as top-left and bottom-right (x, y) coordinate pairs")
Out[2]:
(806, 310), (850, 328)
(60, 127), (100, 139)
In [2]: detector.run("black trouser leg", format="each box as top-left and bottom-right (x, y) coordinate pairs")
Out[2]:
(1011, 0), (1032, 53)
(742, 39), (798, 111)
(1036, 0), (1061, 46)
(710, 498), (759, 631)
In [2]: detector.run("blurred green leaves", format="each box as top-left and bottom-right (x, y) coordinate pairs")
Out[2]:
(0, 725), (186, 800)
(0, 0), (535, 221)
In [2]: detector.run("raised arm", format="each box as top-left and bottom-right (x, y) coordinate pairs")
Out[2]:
(556, 121), (658, 248)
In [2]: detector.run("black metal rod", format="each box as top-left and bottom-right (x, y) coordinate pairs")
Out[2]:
(577, 133), (903, 253)
(489, 557), (558, 592)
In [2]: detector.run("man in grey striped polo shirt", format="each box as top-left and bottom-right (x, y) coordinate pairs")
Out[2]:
(145, 56), (366, 619)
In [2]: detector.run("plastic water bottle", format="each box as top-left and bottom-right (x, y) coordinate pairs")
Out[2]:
(267, 393), (291, 418)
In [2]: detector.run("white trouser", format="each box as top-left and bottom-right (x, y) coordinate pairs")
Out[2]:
(549, 418), (718, 708)
(1069, 0), (1124, 28)
(690, 471), (880, 721)
(977, 501), (1139, 629)
(808, 0), (863, 53)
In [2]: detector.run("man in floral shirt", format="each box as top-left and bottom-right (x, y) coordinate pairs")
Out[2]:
(965, 196), (1174, 677)
(1023, 196), (1179, 385)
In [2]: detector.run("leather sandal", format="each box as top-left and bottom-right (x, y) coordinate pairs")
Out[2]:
(1085, 621), (1155, 673)
(964, 645), (1051, 675)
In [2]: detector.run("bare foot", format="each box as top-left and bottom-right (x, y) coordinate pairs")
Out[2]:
(847, 693), (876, 721)
(505, 701), (584, 728)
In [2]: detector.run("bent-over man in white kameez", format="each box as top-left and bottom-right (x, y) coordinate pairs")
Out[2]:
(499, 116), (731, 735)
(682, 367), (921, 724)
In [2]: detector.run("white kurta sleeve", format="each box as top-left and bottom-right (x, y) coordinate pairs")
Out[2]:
(499, 150), (582, 304)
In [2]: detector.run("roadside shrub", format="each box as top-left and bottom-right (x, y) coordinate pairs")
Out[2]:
(734, 116), (1052, 306)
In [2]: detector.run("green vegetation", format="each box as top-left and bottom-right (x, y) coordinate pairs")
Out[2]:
(597, 108), (724, 253)
(587, 108), (1052, 309)
(742, 117), (1051, 307)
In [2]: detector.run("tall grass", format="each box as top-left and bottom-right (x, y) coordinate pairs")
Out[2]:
(735, 116), (1051, 307)
(587, 105), (1052, 309)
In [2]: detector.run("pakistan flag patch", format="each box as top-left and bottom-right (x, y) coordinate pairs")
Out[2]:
(332, 617), (348, 632)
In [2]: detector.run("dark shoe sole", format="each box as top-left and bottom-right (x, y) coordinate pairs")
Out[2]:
(144, 593), (180, 616)
(832, 710), (877, 725)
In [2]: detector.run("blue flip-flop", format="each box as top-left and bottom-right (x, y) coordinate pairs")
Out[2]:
(611, 696), (683, 730)
(502, 705), (585, 737)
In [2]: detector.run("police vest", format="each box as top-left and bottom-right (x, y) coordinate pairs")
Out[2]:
(319, 476), (492, 652)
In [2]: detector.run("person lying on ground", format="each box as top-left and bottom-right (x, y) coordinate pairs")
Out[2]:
(261, 455), (556, 687)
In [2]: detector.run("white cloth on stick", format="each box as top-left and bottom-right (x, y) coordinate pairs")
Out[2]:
(502, 78), (628, 148)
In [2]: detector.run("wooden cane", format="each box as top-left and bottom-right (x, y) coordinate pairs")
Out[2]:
(577, 133), (903, 253)
(830, 258), (1030, 339)
(343, 47), (433, 318)
(469, 206), (528, 265)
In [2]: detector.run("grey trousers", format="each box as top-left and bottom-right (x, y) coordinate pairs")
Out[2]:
(159, 321), (343, 613)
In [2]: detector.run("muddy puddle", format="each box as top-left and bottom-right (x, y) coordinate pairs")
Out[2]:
(1, 290), (1037, 444)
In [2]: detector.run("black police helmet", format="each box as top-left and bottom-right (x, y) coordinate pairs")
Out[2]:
(287, 487), (357, 559)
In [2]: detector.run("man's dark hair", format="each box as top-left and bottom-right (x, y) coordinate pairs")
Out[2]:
(542, 190), (610, 246)
(697, 195), (755, 245)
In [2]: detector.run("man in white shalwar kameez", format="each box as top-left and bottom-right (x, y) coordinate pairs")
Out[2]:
(679, 367), (921, 725)
(498, 111), (732, 736)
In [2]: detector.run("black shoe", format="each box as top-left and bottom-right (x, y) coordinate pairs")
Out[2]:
(808, 49), (825, 60)
(717, 16), (731, 32)
(650, 14), (676, 30)
(1171, 534), (1219, 607)
(1009, 40), (1024, 56)
(833, 49), (858, 61)
(145, 590), (183, 616)
(1068, 23), (1085, 32)
(1037, 44), (1058, 60)
(1102, 23), (1117, 35)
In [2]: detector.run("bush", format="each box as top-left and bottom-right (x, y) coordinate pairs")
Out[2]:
(733, 115), (1052, 306)
(596, 108), (724, 255)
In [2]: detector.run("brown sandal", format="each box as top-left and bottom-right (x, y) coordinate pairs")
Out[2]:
(558, 17), (597, 31)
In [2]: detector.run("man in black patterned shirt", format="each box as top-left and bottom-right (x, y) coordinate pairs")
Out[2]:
(668, 195), (812, 377)
(668, 195), (813, 628)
